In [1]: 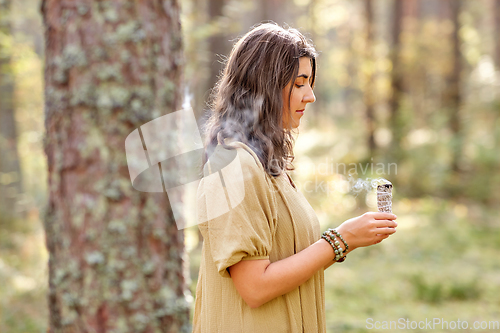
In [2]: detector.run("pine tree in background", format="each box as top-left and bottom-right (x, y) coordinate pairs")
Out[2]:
(444, 0), (463, 177)
(495, 0), (500, 70)
(41, 0), (191, 331)
(363, 0), (376, 157)
(388, 0), (404, 163)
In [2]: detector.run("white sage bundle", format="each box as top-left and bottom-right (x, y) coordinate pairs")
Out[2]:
(377, 183), (393, 213)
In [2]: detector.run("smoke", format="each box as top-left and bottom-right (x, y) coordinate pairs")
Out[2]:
(348, 175), (392, 196)
(183, 86), (193, 110)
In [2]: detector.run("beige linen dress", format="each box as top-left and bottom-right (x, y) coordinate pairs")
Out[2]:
(192, 140), (326, 333)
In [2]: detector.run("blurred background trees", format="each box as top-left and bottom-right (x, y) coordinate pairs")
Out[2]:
(1, 0), (499, 332)
(0, 0), (24, 226)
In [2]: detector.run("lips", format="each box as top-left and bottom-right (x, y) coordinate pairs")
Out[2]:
(296, 109), (305, 113)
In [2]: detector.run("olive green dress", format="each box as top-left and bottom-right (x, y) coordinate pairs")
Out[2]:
(192, 140), (326, 333)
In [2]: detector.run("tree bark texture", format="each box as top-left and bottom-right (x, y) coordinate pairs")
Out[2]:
(0, 0), (24, 222)
(41, 0), (190, 332)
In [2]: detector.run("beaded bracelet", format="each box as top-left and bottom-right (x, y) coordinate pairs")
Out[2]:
(329, 229), (348, 263)
(326, 229), (346, 263)
(329, 228), (349, 253)
(322, 230), (346, 262)
(325, 230), (342, 254)
(322, 229), (349, 263)
(321, 234), (343, 261)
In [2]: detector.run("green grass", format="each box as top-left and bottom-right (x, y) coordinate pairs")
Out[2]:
(0, 222), (48, 333)
(320, 198), (500, 333)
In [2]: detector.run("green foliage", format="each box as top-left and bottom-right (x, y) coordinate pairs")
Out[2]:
(410, 274), (445, 304)
(410, 274), (481, 304)
(448, 280), (482, 301)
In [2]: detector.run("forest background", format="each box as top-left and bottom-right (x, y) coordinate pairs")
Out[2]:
(1, 0), (499, 332)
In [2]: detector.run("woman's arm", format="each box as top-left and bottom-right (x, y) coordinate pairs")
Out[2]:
(228, 212), (397, 308)
(324, 259), (335, 270)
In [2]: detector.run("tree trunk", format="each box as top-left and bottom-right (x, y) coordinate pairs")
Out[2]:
(495, 0), (500, 69)
(184, 0), (207, 121)
(0, 0), (24, 223)
(364, 0), (376, 156)
(206, 0), (228, 106)
(41, 0), (190, 331)
(444, 0), (463, 174)
(306, 0), (325, 127)
(388, 0), (404, 160)
(259, 0), (287, 26)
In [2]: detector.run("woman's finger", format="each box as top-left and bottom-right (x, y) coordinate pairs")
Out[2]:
(370, 212), (397, 220)
(374, 219), (398, 228)
(374, 234), (389, 243)
(374, 227), (397, 235)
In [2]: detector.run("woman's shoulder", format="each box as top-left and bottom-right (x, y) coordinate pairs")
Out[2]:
(204, 139), (267, 177)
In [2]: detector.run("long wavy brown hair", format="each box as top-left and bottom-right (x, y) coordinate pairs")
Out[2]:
(202, 23), (317, 177)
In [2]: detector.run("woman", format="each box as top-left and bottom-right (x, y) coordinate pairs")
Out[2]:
(193, 23), (397, 333)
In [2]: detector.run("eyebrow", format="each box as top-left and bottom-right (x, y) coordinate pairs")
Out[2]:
(297, 74), (309, 79)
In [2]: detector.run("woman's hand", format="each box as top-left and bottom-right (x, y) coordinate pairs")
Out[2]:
(336, 212), (397, 251)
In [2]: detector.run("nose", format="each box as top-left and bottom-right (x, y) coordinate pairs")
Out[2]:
(303, 86), (316, 104)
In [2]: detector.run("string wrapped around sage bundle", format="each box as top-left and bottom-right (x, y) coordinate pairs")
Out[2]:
(377, 183), (392, 213)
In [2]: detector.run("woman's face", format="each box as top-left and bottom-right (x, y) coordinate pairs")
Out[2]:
(282, 57), (316, 129)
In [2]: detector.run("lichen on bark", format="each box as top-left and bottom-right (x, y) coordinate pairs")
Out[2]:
(42, 0), (190, 331)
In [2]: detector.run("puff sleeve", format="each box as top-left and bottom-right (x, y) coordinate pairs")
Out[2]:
(197, 143), (278, 278)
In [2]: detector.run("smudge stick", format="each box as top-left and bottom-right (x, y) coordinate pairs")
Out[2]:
(377, 183), (392, 213)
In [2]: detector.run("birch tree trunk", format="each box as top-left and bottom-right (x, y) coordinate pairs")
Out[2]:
(41, 0), (190, 331)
